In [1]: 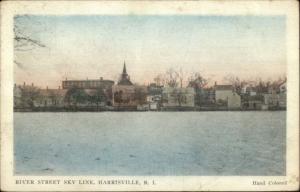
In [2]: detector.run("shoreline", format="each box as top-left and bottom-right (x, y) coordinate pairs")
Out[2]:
(14, 107), (286, 112)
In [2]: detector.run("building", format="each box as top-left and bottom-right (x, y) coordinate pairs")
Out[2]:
(147, 83), (163, 110)
(62, 77), (114, 90)
(264, 92), (286, 109)
(14, 83), (41, 108)
(162, 87), (195, 110)
(215, 85), (234, 102)
(118, 62), (133, 85)
(279, 81), (287, 93)
(34, 88), (67, 108)
(242, 95), (264, 110)
(112, 62), (147, 109)
(14, 84), (22, 108)
(227, 92), (241, 109)
(215, 84), (241, 109)
(263, 80), (286, 109)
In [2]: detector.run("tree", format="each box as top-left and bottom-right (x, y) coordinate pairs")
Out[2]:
(134, 87), (147, 105)
(223, 74), (244, 94)
(188, 72), (208, 106)
(20, 86), (41, 108)
(89, 88), (107, 108)
(153, 74), (165, 86)
(188, 72), (208, 90)
(172, 88), (186, 107)
(14, 16), (46, 68)
(64, 87), (88, 107)
(165, 68), (179, 88)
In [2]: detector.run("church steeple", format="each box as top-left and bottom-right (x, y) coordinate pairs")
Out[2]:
(118, 61), (133, 85)
(123, 61), (127, 74)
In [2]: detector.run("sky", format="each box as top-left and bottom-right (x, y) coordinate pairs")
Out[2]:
(14, 15), (286, 88)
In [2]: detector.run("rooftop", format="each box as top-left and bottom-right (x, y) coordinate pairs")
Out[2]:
(215, 85), (233, 90)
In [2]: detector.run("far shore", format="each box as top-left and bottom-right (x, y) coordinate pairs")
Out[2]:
(14, 107), (286, 112)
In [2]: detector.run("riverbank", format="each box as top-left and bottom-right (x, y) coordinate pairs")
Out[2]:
(14, 106), (286, 112)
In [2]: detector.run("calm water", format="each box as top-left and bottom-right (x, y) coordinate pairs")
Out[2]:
(14, 111), (286, 176)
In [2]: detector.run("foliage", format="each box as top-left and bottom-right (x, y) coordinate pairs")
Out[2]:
(64, 87), (88, 106)
(134, 87), (147, 104)
(20, 86), (41, 108)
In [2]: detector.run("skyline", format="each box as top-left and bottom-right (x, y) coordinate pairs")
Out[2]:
(14, 15), (286, 88)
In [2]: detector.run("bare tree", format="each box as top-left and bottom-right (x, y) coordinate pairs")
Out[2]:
(188, 72), (208, 89)
(165, 68), (179, 88)
(153, 74), (165, 86)
(223, 74), (244, 94)
(176, 68), (186, 88)
(14, 15), (46, 68)
(172, 88), (187, 107)
(188, 72), (208, 106)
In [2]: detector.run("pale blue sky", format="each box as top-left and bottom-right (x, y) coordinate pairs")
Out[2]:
(15, 15), (286, 88)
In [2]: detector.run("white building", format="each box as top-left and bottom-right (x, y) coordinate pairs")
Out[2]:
(264, 92), (286, 109)
(147, 95), (161, 110)
(14, 84), (22, 108)
(215, 85), (241, 109)
(279, 81), (286, 93)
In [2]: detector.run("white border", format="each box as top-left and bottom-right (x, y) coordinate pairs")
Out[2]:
(1, 0), (299, 191)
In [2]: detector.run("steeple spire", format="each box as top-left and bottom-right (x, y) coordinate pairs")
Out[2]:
(118, 61), (133, 85)
(123, 61), (127, 74)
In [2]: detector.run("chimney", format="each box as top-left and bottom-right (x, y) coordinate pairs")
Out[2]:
(23, 82), (25, 87)
(58, 86), (61, 89)
(65, 77), (67, 81)
(46, 86), (48, 90)
(215, 81), (217, 86)
(32, 83), (34, 87)
(100, 77), (103, 80)
(14, 83), (16, 87)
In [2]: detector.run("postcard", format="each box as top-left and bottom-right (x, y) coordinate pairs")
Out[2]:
(1, 0), (299, 191)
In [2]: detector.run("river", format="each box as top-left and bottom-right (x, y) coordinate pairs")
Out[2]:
(14, 111), (286, 175)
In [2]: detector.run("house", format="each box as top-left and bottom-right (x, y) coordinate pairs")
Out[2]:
(162, 87), (195, 110)
(242, 95), (264, 110)
(228, 92), (241, 109)
(112, 62), (147, 109)
(215, 85), (234, 101)
(15, 83), (41, 108)
(14, 84), (22, 108)
(215, 84), (241, 109)
(147, 83), (163, 110)
(241, 82), (257, 96)
(264, 80), (286, 109)
(34, 88), (67, 108)
(62, 77), (114, 90)
(279, 81), (286, 93)
(200, 87), (215, 106)
(264, 92), (286, 109)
